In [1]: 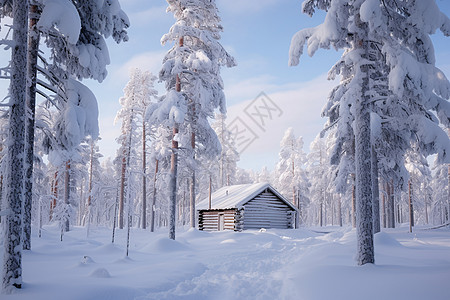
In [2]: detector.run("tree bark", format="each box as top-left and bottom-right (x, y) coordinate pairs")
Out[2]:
(169, 125), (179, 240)
(63, 160), (71, 232)
(169, 52), (183, 238)
(382, 180), (386, 228)
(355, 38), (374, 265)
(0, 173), (3, 223)
(50, 171), (58, 221)
(371, 146), (380, 234)
(23, 2), (40, 251)
(189, 145), (196, 228)
(408, 179), (414, 232)
(352, 173), (356, 228)
(2, 0), (28, 290)
(386, 181), (394, 228)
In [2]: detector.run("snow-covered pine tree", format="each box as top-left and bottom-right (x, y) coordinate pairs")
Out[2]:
(20, 0), (129, 249)
(291, 0), (450, 265)
(306, 135), (328, 227)
(115, 69), (152, 229)
(290, 0), (376, 264)
(2, 0), (28, 291)
(158, 0), (236, 232)
(275, 128), (309, 211)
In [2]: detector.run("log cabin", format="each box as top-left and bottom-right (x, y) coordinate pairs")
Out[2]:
(197, 183), (297, 231)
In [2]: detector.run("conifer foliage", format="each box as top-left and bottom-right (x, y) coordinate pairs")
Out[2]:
(148, 0), (235, 239)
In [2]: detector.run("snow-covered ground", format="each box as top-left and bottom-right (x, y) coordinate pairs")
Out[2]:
(1, 224), (449, 300)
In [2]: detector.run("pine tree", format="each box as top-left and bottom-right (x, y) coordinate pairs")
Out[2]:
(150, 0), (235, 238)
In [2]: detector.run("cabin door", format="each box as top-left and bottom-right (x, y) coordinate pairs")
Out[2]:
(218, 213), (225, 231)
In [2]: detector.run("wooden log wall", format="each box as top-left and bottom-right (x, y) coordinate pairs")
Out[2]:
(242, 191), (295, 229)
(198, 209), (236, 231)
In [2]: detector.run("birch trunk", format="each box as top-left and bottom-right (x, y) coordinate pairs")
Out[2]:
(2, 0), (28, 290)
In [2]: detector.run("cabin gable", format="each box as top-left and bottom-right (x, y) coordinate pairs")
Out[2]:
(241, 190), (295, 230)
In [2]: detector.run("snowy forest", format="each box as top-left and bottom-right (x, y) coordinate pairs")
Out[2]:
(0, 0), (450, 299)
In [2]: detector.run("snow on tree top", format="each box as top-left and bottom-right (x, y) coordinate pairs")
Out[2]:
(197, 182), (296, 211)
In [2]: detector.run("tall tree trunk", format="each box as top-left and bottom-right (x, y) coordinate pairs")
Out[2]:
(0, 174), (3, 223)
(142, 122), (147, 229)
(2, 0), (28, 290)
(63, 160), (71, 232)
(220, 117), (225, 187)
(408, 179), (414, 232)
(169, 45), (183, 238)
(169, 125), (179, 240)
(78, 178), (83, 226)
(112, 188), (119, 243)
(86, 142), (94, 236)
(50, 171), (58, 221)
(319, 202), (323, 227)
(448, 160), (450, 223)
(118, 153), (126, 229)
(354, 37), (374, 265)
(189, 141), (196, 228)
(389, 181), (395, 228)
(382, 180), (386, 228)
(23, 2), (40, 251)
(338, 197), (342, 227)
(208, 175), (212, 209)
(352, 173), (356, 228)
(150, 159), (158, 232)
(189, 101), (196, 228)
(371, 146), (380, 234)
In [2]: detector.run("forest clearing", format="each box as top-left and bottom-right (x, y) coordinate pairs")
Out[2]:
(1, 224), (450, 300)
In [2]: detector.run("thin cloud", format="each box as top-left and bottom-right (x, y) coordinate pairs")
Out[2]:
(113, 51), (166, 81)
(225, 74), (337, 170)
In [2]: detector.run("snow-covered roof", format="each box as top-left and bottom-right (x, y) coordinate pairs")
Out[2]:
(197, 182), (297, 211)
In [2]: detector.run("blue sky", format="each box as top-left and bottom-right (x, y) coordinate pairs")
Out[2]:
(88, 0), (450, 171)
(1, 1), (448, 171)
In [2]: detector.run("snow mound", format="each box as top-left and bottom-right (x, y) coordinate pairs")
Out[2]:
(89, 268), (111, 278)
(93, 243), (121, 254)
(141, 238), (190, 253)
(114, 256), (134, 264)
(375, 231), (403, 247)
(179, 227), (209, 239)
